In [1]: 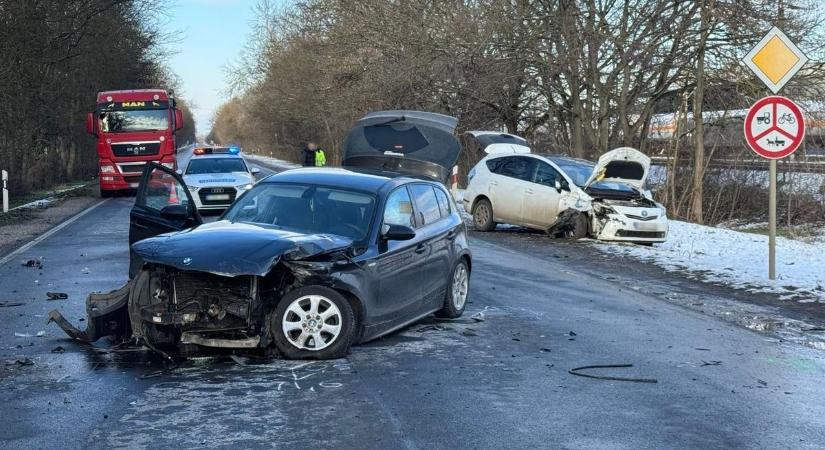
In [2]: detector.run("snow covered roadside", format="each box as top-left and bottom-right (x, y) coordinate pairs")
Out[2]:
(9, 183), (90, 211)
(594, 220), (825, 302)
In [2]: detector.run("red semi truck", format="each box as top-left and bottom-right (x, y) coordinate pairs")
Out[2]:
(86, 89), (184, 197)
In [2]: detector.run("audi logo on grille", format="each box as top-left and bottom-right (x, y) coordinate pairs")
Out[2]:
(211, 188), (224, 193)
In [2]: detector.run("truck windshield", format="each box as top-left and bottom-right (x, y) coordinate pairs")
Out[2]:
(99, 109), (169, 133)
(186, 158), (248, 174)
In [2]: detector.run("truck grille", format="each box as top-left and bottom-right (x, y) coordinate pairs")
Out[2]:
(118, 163), (146, 173)
(174, 272), (253, 330)
(111, 142), (160, 157)
(198, 187), (237, 206)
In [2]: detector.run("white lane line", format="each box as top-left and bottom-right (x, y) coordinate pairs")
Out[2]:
(0, 198), (110, 266)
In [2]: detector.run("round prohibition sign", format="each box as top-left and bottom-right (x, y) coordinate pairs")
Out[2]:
(744, 96), (805, 159)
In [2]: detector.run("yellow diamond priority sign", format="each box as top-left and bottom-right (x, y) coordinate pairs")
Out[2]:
(743, 27), (808, 93)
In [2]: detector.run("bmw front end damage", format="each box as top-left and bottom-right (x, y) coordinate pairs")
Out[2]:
(48, 227), (358, 355)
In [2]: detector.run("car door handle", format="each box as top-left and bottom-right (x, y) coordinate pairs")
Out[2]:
(414, 244), (428, 254)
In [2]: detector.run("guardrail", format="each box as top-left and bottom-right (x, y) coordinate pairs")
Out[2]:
(650, 155), (825, 171)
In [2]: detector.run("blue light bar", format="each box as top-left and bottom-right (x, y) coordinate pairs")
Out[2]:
(229, 146), (241, 154)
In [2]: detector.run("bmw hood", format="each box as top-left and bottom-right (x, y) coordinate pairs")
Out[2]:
(131, 221), (353, 277)
(342, 110), (461, 183)
(584, 147), (650, 190)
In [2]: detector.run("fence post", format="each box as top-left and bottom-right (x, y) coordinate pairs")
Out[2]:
(2, 170), (8, 213)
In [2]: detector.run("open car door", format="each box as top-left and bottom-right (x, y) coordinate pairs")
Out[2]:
(129, 162), (202, 278)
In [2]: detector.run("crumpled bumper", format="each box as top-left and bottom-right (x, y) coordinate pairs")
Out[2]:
(48, 282), (132, 342)
(595, 213), (668, 243)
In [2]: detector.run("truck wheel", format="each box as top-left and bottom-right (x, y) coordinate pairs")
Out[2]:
(472, 199), (496, 231)
(268, 286), (356, 360)
(435, 259), (469, 319)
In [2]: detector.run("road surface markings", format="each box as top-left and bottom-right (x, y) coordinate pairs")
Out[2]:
(0, 198), (110, 266)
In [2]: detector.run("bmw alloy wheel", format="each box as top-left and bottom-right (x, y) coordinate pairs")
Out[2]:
(281, 295), (342, 351)
(451, 263), (469, 309)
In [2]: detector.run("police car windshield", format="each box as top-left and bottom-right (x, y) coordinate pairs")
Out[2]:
(186, 158), (248, 175)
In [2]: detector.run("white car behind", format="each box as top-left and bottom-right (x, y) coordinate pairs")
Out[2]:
(463, 146), (668, 243)
(181, 146), (260, 212)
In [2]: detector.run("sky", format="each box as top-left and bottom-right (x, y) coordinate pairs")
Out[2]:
(164, 0), (265, 136)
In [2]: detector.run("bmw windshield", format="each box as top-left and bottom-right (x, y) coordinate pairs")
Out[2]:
(223, 183), (376, 241)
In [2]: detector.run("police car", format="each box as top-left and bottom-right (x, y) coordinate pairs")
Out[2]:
(181, 146), (259, 212)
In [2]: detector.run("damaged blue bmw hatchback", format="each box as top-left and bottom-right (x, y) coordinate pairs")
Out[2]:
(51, 111), (471, 360)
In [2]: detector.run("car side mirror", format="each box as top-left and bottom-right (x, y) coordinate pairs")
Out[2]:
(160, 204), (190, 221)
(86, 112), (96, 136)
(174, 108), (184, 131)
(554, 179), (569, 192)
(250, 168), (261, 175)
(382, 224), (415, 241)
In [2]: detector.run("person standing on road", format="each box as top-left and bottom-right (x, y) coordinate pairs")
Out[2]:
(301, 142), (317, 167)
(314, 146), (326, 167)
(301, 142), (327, 167)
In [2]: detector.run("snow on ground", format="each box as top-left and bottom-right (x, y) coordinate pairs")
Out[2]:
(10, 184), (88, 211)
(594, 220), (825, 302)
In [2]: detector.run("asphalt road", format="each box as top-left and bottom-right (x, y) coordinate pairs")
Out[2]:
(1, 168), (824, 449)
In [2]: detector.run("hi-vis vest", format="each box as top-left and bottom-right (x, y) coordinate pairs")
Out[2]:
(315, 149), (327, 167)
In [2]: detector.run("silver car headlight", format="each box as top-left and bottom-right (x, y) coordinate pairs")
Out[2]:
(188, 186), (199, 192)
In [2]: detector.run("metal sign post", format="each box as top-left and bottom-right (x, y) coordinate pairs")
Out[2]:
(2, 170), (8, 213)
(769, 161), (776, 279)
(742, 26), (808, 281)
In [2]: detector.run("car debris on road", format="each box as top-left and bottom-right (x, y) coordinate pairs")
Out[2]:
(21, 259), (43, 269)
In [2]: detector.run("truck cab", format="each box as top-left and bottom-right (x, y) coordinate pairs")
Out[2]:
(87, 89), (184, 196)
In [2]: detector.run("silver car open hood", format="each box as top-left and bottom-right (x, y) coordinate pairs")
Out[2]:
(584, 147), (650, 190)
